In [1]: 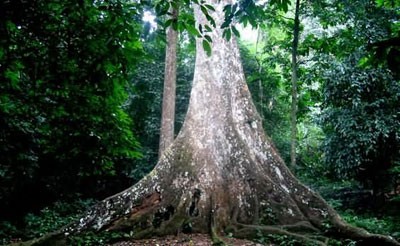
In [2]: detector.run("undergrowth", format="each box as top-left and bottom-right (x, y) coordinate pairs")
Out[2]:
(0, 199), (95, 245)
(1, 181), (399, 245)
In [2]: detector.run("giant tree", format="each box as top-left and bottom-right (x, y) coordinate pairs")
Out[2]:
(25, 0), (400, 245)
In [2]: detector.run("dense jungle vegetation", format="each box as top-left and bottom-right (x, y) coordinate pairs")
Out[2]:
(1, 0), (399, 244)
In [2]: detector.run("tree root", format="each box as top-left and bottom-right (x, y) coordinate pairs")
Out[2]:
(8, 210), (400, 246)
(209, 195), (227, 246)
(232, 222), (328, 246)
(312, 192), (400, 246)
(280, 221), (319, 233)
(7, 230), (65, 246)
(6, 168), (400, 246)
(210, 227), (227, 246)
(329, 214), (400, 246)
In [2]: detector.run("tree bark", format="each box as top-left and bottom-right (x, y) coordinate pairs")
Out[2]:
(21, 1), (400, 245)
(290, 0), (300, 169)
(159, 6), (179, 158)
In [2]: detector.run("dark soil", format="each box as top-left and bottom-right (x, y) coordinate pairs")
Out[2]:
(109, 233), (268, 245)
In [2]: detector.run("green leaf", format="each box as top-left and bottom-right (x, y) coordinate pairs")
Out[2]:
(206, 14), (216, 27)
(201, 5), (208, 16)
(282, 1), (289, 12)
(241, 15), (248, 28)
(202, 39), (212, 56)
(156, 2), (169, 16)
(249, 17), (257, 27)
(234, 8), (243, 17)
(375, 0), (384, 6)
(223, 4), (232, 16)
(6, 21), (17, 32)
(177, 21), (185, 32)
(5, 69), (20, 89)
(223, 28), (231, 41)
(221, 20), (230, 29)
(186, 24), (201, 36)
(204, 34), (212, 43)
(171, 19), (178, 30)
(164, 18), (173, 28)
(170, 1), (178, 9)
(204, 4), (215, 11)
(0, 48), (4, 60)
(270, 0), (291, 12)
(231, 25), (240, 38)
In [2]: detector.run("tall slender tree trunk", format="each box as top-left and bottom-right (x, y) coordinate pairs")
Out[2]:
(159, 6), (179, 158)
(26, 1), (400, 245)
(290, 0), (300, 169)
(255, 28), (264, 122)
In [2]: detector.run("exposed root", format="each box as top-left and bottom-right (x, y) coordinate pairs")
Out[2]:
(7, 148), (400, 246)
(280, 221), (319, 233)
(210, 228), (227, 246)
(330, 214), (400, 246)
(232, 223), (327, 246)
(105, 192), (161, 231)
(309, 192), (400, 246)
(209, 195), (227, 246)
(7, 231), (65, 246)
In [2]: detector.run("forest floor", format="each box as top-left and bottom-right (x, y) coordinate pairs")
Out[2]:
(109, 233), (265, 246)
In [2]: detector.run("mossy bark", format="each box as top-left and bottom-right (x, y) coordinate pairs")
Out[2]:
(16, 1), (400, 245)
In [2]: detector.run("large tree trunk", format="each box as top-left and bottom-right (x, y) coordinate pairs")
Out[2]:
(23, 1), (399, 245)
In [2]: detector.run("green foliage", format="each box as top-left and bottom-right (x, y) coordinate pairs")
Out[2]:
(304, 0), (397, 57)
(343, 213), (391, 235)
(322, 61), (400, 190)
(222, 1), (266, 30)
(0, 221), (19, 245)
(340, 210), (400, 240)
(296, 121), (326, 178)
(24, 199), (95, 238)
(0, 0), (143, 220)
(156, 0), (217, 55)
(259, 207), (277, 225)
(1, 199), (132, 245)
(305, 179), (400, 243)
(127, 31), (194, 180)
(269, 0), (291, 12)
(68, 230), (129, 246)
(255, 230), (330, 246)
(298, 0), (400, 195)
(1, 199), (94, 244)
(376, 0), (400, 8)
(202, 39), (212, 56)
(239, 42), (291, 162)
